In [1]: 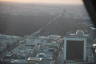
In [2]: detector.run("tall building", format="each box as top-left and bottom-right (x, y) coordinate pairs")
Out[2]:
(63, 30), (94, 63)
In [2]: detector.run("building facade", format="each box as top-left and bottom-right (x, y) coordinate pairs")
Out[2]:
(63, 30), (94, 63)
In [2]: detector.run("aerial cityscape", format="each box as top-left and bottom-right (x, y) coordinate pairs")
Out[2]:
(0, 29), (96, 64)
(0, 0), (96, 64)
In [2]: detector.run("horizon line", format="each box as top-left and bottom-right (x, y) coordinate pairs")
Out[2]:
(0, 0), (83, 5)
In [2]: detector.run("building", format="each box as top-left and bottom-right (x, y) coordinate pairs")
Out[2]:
(63, 30), (94, 64)
(3, 34), (63, 64)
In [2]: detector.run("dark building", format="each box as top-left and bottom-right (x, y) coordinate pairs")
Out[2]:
(63, 30), (94, 64)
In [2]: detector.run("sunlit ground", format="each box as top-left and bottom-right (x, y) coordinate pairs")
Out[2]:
(0, 0), (83, 5)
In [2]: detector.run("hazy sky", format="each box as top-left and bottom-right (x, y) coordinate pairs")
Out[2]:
(0, 0), (83, 5)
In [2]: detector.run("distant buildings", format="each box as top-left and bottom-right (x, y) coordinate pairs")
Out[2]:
(1, 34), (63, 64)
(0, 30), (95, 64)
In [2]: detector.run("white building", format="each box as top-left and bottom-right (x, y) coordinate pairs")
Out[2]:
(63, 30), (94, 63)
